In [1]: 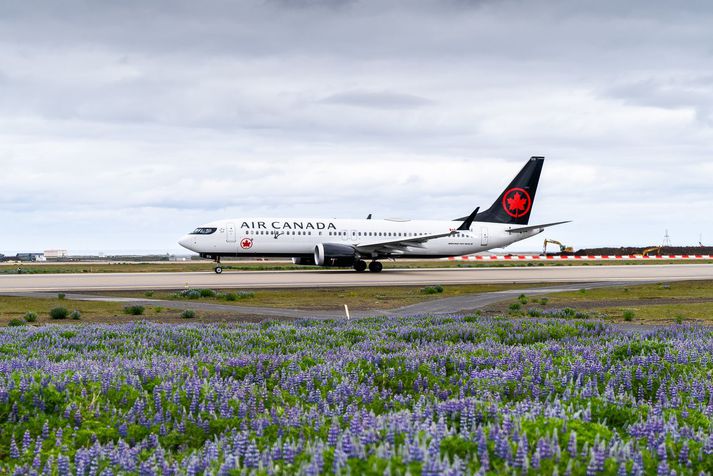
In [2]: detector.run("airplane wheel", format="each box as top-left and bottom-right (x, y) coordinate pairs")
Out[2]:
(214, 266), (223, 274)
(354, 260), (367, 272)
(368, 261), (383, 273)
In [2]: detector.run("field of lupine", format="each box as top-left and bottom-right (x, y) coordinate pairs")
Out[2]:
(2, 316), (713, 475)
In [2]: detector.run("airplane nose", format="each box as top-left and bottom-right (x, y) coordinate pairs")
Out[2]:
(178, 235), (196, 251)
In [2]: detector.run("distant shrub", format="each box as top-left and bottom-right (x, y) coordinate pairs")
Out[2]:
(8, 318), (25, 327)
(24, 311), (38, 323)
(528, 308), (542, 317)
(420, 285), (444, 295)
(562, 308), (577, 318)
(124, 305), (145, 316)
(579, 289), (587, 294)
(57, 293), (65, 300)
(199, 289), (216, 298)
(49, 307), (69, 320)
(70, 310), (81, 320)
(181, 310), (196, 319)
(175, 289), (202, 299)
(154, 306), (163, 313)
(518, 294), (528, 304)
(509, 303), (521, 311)
(144, 291), (154, 297)
(539, 297), (549, 306)
(675, 315), (684, 324)
(623, 310), (635, 321)
(225, 292), (238, 301)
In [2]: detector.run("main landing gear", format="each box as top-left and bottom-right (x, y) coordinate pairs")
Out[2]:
(353, 260), (382, 272)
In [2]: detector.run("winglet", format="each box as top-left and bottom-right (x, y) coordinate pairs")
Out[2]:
(366, 213), (372, 220)
(457, 207), (479, 231)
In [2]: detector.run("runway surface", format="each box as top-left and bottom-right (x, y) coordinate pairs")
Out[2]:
(1, 264), (712, 292)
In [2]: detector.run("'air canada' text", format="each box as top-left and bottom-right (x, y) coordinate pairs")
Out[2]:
(240, 221), (337, 230)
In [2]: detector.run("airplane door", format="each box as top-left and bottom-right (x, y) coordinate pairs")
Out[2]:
(226, 223), (236, 243)
(480, 227), (488, 246)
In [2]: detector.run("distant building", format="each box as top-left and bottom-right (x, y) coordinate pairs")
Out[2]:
(44, 249), (68, 259)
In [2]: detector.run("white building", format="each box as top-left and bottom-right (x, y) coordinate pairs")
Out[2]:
(44, 249), (68, 259)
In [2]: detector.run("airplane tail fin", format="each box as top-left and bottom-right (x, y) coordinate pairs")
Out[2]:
(475, 156), (544, 225)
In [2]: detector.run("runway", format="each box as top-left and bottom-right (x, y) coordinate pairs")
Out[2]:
(1, 264), (712, 292)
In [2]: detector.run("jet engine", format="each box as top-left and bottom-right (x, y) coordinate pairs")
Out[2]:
(314, 243), (358, 267)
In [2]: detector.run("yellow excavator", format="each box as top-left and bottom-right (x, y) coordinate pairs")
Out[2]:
(642, 246), (662, 257)
(542, 239), (574, 255)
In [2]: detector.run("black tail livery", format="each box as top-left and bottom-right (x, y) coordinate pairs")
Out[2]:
(473, 156), (544, 225)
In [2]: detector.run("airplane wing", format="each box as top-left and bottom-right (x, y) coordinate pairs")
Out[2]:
(505, 221), (571, 233)
(355, 230), (457, 255)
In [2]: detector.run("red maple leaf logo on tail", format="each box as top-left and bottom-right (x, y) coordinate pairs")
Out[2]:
(502, 188), (532, 218)
(507, 193), (527, 213)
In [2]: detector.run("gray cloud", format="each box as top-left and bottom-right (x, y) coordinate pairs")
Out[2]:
(605, 77), (713, 124)
(320, 91), (433, 110)
(1, 0), (712, 253)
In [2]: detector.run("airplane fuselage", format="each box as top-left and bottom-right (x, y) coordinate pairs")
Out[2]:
(178, 217), (542, 259)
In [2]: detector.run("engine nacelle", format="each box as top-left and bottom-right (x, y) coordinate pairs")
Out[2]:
(314, 243), (358, 267)
(291, 256), (316, 266)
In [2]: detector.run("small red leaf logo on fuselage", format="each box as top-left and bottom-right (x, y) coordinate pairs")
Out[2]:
(502, 188), (532, 218)
(240, 238), (253, 249)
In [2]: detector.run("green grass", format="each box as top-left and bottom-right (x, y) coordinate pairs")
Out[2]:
(542, 280), (713, 323)
(109, 283), (543, 311)
(547, 280), (713, 302)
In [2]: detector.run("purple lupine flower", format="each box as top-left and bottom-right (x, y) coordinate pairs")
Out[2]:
(586, 452), (598, 476)
(244, 441), (259, 468)
(514, 438), (528, 470)
(9, 436), (20, 459)
(21, 430), (31, 454)
(54, 428), (63, 448)
(57, 455), (70, 476)
(657, 442), (667, 461)
(679, 442), (689, 466)
(532, 447), (541, 470)
(568, 432), (577, 458)
(282, 441), (294, 464)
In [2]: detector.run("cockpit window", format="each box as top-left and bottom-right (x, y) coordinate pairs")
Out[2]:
(190, 227), (217, 235)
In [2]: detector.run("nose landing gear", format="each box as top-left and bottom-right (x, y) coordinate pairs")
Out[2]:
(213, 257), (223, 274)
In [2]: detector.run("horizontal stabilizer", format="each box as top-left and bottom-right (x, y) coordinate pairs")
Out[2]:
(505, 220), (571, 233)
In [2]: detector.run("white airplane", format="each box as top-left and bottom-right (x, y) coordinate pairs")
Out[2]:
(178, 156), (569, 273)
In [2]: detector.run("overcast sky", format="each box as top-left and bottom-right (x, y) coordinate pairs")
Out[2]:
(1, 0), (712, 255)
